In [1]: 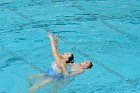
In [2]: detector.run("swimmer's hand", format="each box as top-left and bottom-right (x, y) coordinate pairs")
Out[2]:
(48, 32), (53, 39)
(54, 35), (59, 41)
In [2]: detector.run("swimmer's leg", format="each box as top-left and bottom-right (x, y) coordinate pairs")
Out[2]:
(49, 80), (65, 93)
(28, 73), (44, 80)
(29, 77), (53, 93)
(27, 74), (45, 87)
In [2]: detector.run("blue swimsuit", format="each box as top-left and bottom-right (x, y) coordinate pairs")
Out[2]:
(45, 63), (64, 80)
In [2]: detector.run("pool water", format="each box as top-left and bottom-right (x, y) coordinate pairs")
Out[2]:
(0, 0), (140, 93)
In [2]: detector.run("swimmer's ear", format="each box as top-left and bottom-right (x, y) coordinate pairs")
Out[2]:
(65, 58), (69, 62)
(66, 58), (69, 61)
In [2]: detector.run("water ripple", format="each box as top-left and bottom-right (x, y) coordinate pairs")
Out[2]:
(0, 57), (21, 70)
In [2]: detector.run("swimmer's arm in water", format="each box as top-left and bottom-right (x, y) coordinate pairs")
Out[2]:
(61, 64), (70, 76)
(48, 32), (62, 64)
(69, 69), (84, 76)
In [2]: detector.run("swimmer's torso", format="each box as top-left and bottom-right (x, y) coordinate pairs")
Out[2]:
(52, 61), (62, 73)
(52, 62), (82, 74)
(70, 63), (81, 72)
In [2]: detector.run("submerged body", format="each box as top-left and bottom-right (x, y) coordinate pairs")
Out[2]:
(28, 62), (64, 93)
(28, 62), (80, 93)
(45, 62), (64, 79)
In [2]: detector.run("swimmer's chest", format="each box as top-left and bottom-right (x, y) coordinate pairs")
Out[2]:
(70, 63), (80, 71)
(52, 62), (62, 73)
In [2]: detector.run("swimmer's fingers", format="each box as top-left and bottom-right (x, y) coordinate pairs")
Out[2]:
(48, 32), (53, 39)
(54, 35), (60, 41)
(48, 32), (52, 35)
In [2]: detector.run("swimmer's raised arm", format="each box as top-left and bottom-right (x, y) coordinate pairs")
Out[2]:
(53, 35), (62, 57)
(48, 32), (62, 64)
(54, 35), (59, 48)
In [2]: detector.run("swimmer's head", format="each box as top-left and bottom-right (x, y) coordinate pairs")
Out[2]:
(63, 52), (74, 63)
(81, 60), (93, 69)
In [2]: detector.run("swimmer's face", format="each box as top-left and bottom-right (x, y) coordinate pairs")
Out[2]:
(64, 52), (72, 59)
(81, 60), (91, 68)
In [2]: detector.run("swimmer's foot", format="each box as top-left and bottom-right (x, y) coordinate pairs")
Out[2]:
(27, 74), (44, 81)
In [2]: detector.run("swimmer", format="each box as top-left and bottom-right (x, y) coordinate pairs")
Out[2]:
(28, 32), (74, 93)
(47, 33), (93, 77)
(28, 32), (93, 93)
(52, 35), (93, 76)
(66, 60), (93, 76)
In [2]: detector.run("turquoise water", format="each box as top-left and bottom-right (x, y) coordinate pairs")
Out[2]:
(0, 0), (140, 93)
